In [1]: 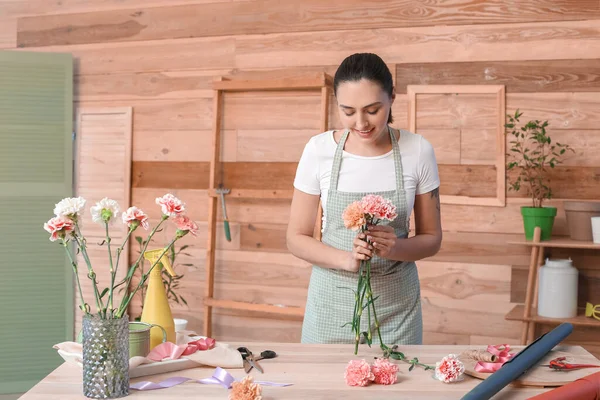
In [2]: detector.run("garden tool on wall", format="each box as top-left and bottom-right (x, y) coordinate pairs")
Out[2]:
(216, 186), (232, 242)
(141, 248), (177, 349)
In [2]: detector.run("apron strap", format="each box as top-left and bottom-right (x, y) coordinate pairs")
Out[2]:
(328, 129), (349, 192)
(329, 127), (405, 192)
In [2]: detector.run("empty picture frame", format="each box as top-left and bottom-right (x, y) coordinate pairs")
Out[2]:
(407, 85), (506, 207)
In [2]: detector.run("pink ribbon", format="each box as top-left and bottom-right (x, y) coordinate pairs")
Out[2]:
(129, 367), (292, 391)
(147, 338), (217, 361)
(474, 344), (515, 373)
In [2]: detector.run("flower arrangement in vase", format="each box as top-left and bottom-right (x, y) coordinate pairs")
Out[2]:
(43, 193), (197, 399)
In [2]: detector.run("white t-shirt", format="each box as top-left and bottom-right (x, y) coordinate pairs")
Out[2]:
(293, 129), (440, 230)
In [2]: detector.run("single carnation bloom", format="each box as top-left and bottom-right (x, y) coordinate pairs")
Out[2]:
(53, 196), (86, 220)
(122, 206), (149, 230)
(435, 354), (465, 383)
(342, 201), (366, 231)
(44, 216), (75, 242)
(229, 375), (262, 400)
(156, 193), (185, 217)
(360, 194), (397, 221)
(344, 359), (374, 387)
(371, 358), (399, 385)
(90, 198), (120, 224)
(174, 214), (198, 237)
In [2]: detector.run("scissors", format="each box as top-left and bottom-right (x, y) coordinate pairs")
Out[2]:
(237, 347), (277, 374)
(540, 356), (600, 371)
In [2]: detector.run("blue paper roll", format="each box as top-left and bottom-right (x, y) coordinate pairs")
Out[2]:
(461, 323), (574, 400)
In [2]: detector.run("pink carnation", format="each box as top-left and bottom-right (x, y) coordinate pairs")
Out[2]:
(360, 194), (397, 221)
(156, 193), (185, 217)
(434, 354), (465, 383)
(174, 214), (199, 236)
(122, 206), (149, 230)
(43, 216), (75, 242)
(344, 359), (374, 387)
(371, 358), (399, 385)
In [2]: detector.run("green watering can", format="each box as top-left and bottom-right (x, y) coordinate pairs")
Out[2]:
(129, 321), (168, 357)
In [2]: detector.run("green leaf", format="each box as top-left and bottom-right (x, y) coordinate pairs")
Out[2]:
(99, 287), (109, 299)
(135, 236), (143, 245)
(409, 364), (415, 372)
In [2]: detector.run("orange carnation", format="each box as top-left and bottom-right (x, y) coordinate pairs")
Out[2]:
(342, 201), (366, 231)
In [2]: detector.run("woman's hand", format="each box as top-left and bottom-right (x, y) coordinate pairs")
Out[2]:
(366, 225), (397, 258)
(344, 232), (374, 272)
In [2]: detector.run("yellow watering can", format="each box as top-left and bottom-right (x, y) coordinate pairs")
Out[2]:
(141, 248), (177, 349)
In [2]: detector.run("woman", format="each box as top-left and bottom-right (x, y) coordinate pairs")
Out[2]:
(286, 53), (442, 346)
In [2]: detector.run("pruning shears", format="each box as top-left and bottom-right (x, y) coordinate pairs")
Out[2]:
(540, 356), (600, 371)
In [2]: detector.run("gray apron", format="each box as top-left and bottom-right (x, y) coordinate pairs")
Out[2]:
(301, 127), (423, 345)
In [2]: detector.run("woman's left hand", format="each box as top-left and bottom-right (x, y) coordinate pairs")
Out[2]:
(366, 225), (397, 258)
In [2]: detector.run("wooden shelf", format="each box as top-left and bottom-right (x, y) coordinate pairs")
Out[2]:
(506, 304), (600, 328)
(508, 236), (600, 249)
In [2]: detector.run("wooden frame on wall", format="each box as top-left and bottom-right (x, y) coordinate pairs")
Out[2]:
(407, 85), (506, 207)
(203, 73), (333, 337)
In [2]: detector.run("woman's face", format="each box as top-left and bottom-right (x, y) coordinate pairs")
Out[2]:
(335, 78), (394, 143)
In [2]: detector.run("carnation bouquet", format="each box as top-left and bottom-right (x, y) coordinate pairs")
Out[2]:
(43, 193), (198, 320)
(342, 194), (433, 371)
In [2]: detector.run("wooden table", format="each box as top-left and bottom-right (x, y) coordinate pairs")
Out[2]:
(19, 343), (597, 399)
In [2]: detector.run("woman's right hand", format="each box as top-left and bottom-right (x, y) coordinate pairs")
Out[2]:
(344, 232), (373, 272)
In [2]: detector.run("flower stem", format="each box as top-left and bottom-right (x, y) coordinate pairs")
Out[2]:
(105, 222), (115, 316)
(74, 224), (105, 315)
(366, 259), (372, 344)
(109, 227), (133, 318)
(118, 237), (179, 317)
(114, 215), (169, 318)
(61, 239), (90, 315)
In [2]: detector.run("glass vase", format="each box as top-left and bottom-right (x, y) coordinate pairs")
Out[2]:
(82, 314), (129, 398)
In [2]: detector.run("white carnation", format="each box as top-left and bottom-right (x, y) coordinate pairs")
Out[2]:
(53, 197), (86, 218)
(90, 198), (120, 225)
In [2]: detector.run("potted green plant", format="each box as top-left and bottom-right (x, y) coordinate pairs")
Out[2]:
(505, 110), (574, 241)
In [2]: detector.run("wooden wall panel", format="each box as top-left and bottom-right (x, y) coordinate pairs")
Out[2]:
(75, 69), (231, 101)
(16, 0), (600, 47)
(78, 98), (212, 130)
(507, 92), (600, 130)
(415, 94), (497, 129)
(419, 261), (511, 303)
(17, 20), (600, 73)
(19, 37), (236, 74)
(0, 18), (16, 49)
(234, 20), (600, 69)
(131, 160), (600, 201)
(3, 0), (230, 17)
(395, 60), (600, 93)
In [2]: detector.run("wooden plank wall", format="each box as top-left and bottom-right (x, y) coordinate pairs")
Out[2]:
(4, 0), (600, 355)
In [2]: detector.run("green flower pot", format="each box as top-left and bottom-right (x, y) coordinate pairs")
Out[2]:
(521, 206), (557, 241)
